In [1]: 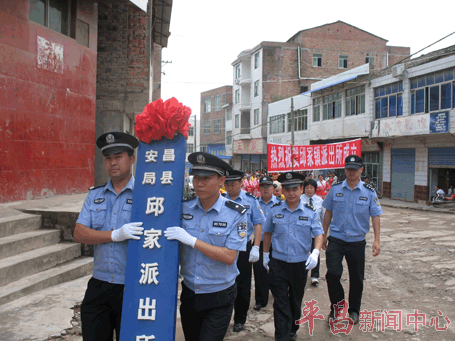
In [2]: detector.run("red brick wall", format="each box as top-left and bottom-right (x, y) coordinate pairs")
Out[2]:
(414, 185), (429, 203)
(262, 44), (300, 103)
(200, 85), (232, 145)
(382, 182), (391, 198)
(0, 1), (98, 203)
(289, 21), (410, 80)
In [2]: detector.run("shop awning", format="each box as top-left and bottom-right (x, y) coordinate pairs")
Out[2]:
(304, 63), (370, 94)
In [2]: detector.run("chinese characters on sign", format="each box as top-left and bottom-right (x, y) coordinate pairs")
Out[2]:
(430, 112), (449, 133)
(296, 300), (451, 336)
(267, 139), (362, 172)
(120, 136), (186, 341)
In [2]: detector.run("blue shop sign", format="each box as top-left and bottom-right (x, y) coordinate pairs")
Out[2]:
(207, 144), (231, 159)
(430, 112), (449, 133)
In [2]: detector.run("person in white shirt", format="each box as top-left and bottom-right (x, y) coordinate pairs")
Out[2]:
(300, 178), (324, 286)
(435, 185), (445, 199)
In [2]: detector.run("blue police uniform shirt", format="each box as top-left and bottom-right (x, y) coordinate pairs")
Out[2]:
(322, 180), (383, 242)
(263, 200), (323, 263)
(76, 176), (135, 285)
(180, 194), (248, 294)
(225, 189), (266, 239)
(258, 195), (281, 241)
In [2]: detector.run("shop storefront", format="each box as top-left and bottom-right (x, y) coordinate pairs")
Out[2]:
(429, 147), (455, 198)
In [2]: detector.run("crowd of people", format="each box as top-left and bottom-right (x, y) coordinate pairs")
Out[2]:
(75, 131), (382, 341)
(240, 169), (341, 201)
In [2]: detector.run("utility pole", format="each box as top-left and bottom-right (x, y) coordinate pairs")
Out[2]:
(290, 98), (295, 171)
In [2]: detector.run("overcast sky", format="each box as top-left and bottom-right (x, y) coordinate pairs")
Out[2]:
(161, 0), (455, 118)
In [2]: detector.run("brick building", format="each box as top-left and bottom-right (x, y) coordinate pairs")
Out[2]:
(0, 0), (172, 203)
(229, 21), (410, 171)
(200, 85), (232, 162)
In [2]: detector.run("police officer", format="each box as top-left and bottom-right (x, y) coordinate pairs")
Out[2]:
(322, 155), (382, 324)
(300, 178), (324, 286)
(253, 175), (280, 311)
(74, 132), (143, 341)
(263, 172), (323, 341)
(224, 170), (266, 332)
(163, 152), (248, 341)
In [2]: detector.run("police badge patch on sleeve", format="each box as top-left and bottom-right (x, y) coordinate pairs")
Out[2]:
(237, 221), (247, 238)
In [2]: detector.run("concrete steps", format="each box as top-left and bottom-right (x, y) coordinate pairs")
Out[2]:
(0, 211), (93, 305)
(0, 257), (93, 306)
(0, 229), (61, 260)
(0, 212), (41, 238)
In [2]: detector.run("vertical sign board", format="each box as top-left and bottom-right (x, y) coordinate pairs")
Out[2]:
(120, 134), (186, 341)
(430, 111), (449, 133)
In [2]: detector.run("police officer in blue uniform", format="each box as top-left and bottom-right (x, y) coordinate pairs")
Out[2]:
(74, 132), (143, 341)
(253, 175), (280, 311)
(224, 170), (266, 332)
(163, 152), (248, 341)
(322, 155), (382, 324)
(263, 172), (323, 341)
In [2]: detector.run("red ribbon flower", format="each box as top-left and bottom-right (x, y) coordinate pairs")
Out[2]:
(135, 97), (192, 143)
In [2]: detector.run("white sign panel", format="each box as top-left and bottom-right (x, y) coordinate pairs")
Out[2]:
(373, 114), (430, 138)
(37, 36), (64, 74)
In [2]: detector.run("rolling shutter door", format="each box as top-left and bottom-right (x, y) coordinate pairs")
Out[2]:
(391, 148), (415, 201)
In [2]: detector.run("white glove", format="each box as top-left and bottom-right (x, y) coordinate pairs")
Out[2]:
(164, 226), (197, 248)
(305, 249), (320, 270)
(249, 245), (260, 263)
(263, 252), (270, 271)
(111, 222), (144, 242)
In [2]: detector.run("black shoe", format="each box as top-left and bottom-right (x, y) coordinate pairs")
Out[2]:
(328, 311), (335, 323)
(350, 312), (360, 325)
(253, 303), (266, 311)
(233, 323), (244, 332)
(290, 332), (297, 341)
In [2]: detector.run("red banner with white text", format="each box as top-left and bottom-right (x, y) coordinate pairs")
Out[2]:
(267, 139), (362, 172)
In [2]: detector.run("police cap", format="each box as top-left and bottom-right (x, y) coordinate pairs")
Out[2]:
(96, 132), (139, 156)
(224, 169), (245, 182)
(259, 175), (274, 186)
(277, 172), (305, 189)
(345, 154), (363, 169)
(188, 152), (232, 176)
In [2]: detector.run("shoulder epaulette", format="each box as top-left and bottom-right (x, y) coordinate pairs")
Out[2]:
(305, 204), (316, 211)
(363, 183), (375, 192)
(183, 195), (197, 202)
(226, 200), (247, 214)
(89, 183), (106, 191)
(245, 192), (258, 199)
(332, 181), (342, 186)
(271, 201), (282, 208)
(221, 192), (226, 197)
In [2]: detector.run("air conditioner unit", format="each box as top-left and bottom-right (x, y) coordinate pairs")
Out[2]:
(392, 64), (405, 77)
